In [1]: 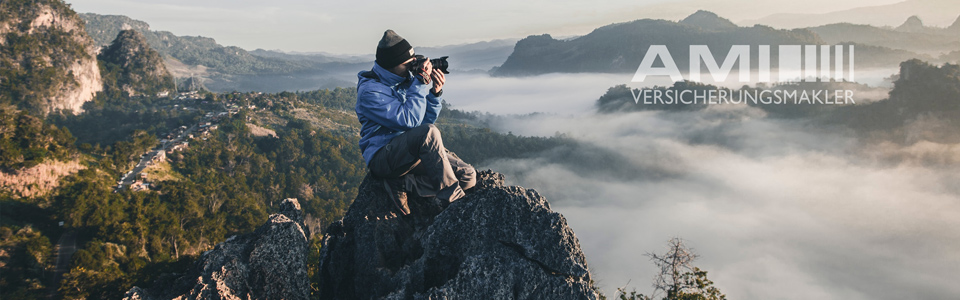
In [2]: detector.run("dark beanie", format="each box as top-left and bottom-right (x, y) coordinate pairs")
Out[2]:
(375, 29), (414, 69)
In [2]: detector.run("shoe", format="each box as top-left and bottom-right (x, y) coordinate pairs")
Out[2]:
(382, 178), (410, 215)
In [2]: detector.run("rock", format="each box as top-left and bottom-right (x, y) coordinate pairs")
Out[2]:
(0, 0), (103, 115)
(317, 170), (599, 299)
(122, 198), (309, 300)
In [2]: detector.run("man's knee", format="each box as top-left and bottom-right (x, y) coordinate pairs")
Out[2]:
(407, 123), (441, 141)
(423, 123), (441, 139)
(461, 165), (477, 190)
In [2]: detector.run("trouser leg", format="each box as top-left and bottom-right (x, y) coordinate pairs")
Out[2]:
(368, 124), (464, 202)
(446, 152), (476, 191)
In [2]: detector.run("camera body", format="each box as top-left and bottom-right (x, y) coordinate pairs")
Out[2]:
(410, 55), (450, 84)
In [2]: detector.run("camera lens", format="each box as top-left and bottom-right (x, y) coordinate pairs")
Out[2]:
(430, 56), (450, 74)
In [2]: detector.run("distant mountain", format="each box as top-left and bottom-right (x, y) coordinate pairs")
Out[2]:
(680, 10), (738, 31)
(98, 30), (175, 98)
(743, 0), (960, 29)
(494, 11), (939, 77)
(80, 13), (315, 75)
(493, 12), (825, 76)
(805, 15), (959, 56)
(416, 38), (519, 72)
(896, 16), (927, 33)
(0, 0), (102, 115)
(495, 17), (827, 76)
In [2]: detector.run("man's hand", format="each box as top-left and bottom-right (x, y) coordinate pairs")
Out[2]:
(430, 68), (444, 94)
(420, 60), (433, 84)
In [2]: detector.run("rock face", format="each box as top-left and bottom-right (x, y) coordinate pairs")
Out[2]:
(317, 170), (599, 299)
(0, 0), (102, 115)
(122, 198), (310, 300)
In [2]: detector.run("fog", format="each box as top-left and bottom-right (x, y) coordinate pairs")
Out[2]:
(445, 73), (960, 299)
(444, 69), (897, 116)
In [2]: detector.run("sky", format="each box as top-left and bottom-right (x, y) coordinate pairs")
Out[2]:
(65, 0), (913, 54)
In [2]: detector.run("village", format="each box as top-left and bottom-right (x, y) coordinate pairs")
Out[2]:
(115, 91), (245, 192)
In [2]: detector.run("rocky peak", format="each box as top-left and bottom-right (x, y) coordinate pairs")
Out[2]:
(0, 0), (102, 115)
(99, 29), (175, 97)
(680, 10), (738, 31)
(896, 15), (926, 32)
(121, 171), (598, 299)
(122, 198), (310, 300)
(317, 170), (599, 299)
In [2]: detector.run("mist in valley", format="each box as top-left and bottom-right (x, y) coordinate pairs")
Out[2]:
(439, 72), (960, 299)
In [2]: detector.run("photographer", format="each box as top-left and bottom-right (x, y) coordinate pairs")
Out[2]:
(355, 29), (476, 216)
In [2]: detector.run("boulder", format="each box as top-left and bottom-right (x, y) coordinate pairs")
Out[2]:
(317, 170), (599, 299)
(122, 198), (309, 300)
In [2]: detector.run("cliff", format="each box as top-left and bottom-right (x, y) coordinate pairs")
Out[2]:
(0, 0), (102, 115)
(122, 171), (599, 299)
(317, 170), (599, 299)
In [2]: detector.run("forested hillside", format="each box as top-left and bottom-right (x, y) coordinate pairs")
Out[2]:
(0, 0), (102, 115)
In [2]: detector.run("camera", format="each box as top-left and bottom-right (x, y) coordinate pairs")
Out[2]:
(410, 55), (450, 84)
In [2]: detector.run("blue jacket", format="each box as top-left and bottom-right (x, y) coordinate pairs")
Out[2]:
(356, 62), (443, 165)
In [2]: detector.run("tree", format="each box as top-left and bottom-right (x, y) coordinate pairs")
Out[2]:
(614, 238), (727, 300)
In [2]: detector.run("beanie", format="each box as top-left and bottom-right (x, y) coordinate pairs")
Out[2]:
(375, 29), (414, 69)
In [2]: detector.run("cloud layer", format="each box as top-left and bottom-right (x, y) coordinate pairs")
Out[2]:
(456, 76), (960, 299)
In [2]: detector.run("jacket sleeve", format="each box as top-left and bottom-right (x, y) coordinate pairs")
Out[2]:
(423, 92), (443, 124)
(357, 85), (427, 131)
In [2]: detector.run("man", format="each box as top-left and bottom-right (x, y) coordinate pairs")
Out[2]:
(356, 29), (476, 216)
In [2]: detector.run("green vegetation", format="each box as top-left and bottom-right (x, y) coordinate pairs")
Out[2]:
(595, 83), (713, 113)
(0, 105), (77, 172)
(97, 30), (176, 98)
(610, 238), (727, 300)
(0, 0), (93, 115)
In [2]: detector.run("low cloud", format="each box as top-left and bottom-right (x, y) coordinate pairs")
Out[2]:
(450, 74), (960, 299)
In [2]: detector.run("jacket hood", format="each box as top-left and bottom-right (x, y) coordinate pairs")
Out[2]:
(358, 62), (409, 87)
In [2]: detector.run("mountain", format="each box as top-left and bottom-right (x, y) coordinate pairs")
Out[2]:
(805, 19), (960, 56)
(493, 12), (823, 76)
(494, 11), (939, 77)
(895, 15), (927, 32)
(0, 0), (102, 115)
(79, 13), (375, 92)
(680, 10), (738, 31)
(79, 13), (311, 76)
(743, 0), (960, 29)
(416, 38), (519, 72)
(98, 30), (175, 97)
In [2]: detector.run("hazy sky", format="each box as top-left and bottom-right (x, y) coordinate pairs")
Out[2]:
(66, 0), (908, 54)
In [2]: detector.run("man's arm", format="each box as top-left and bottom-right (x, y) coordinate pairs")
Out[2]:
(357, 86), (427, 131)
(423, 93), (442, 124)
(422, 70), (445, 124)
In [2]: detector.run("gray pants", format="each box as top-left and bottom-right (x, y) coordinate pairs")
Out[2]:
(369, 124), (476, 203)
